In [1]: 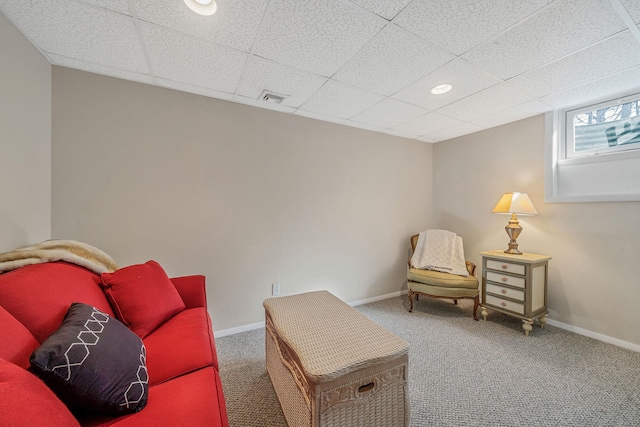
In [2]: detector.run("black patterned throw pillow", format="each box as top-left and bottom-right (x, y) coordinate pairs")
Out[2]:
(30, 302), (148, 415)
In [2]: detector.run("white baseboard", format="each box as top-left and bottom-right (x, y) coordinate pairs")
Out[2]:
(214, 290), (407, 338)
(215, 321), (265, 338)
(214, 294), (639, 353)
(347, 289), (408, 307)
(546, 319), (640, 353)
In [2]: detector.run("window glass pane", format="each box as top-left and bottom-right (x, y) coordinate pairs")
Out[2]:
(572, 98), (640, 153)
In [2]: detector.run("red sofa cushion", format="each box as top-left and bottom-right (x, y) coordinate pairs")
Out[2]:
(144, 307), (216, 386)
(101, 261), (185, 339)
(0, 306), (40, 369)
(0, 358), (80, 427)
(79, 367), (227, 427)
(0, 262), (114, 342)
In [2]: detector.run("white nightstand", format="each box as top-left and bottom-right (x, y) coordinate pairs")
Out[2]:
(480, 251), (551, 336)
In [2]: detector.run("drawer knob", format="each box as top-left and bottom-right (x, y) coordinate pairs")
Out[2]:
(501, 264), (508, 269)
(501, 277), (508, 282)
(501, 289), (507, 294)
(501, 302), (507, 307)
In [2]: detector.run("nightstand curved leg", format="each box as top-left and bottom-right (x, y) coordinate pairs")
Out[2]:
(540, 315), (548, 328)
(522, 320), (533, 336)
(481, 306), (488, 321)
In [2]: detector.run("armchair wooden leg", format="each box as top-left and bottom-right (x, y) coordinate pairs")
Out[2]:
(408, 290), (414, 313)
(472, 295), (479, 321)
(453, 299), (458, 305)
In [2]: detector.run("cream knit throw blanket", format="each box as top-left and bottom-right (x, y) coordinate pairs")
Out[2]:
(0, 240), (118, 275)
(410, 230), (468, 277)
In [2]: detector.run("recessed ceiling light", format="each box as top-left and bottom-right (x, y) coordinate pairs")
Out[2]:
(184, 0), (217, 16)
(431, 84), (452, 95)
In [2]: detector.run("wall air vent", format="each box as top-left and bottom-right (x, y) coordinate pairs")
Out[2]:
(259, 90), (288, 104)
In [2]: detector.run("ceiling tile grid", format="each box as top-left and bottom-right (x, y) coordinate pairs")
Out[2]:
(298, 79), (385, 120)
(140, 22), (247, 93)
(1, 0), (147, 73)
(471, 99), (552, 128)
(391, 112), (464, 137)
(350, 97), (429, 129)
(508, 30), (640, 98)
(235, 55), (327, 108)
(332, 24), (454, 96)
(348, 0), (413, 20)
(540, 65), (640, 109)
(424, 122), (486, 142)
(392, 58), (502, 110)
(2, 0), (640, 143)
(462, 0), (629, 80)
(131, 0), (268, 53)
(436, 82), (534, 122)
(393, 0), (553, 56)
(48, 53), (154, 85)
(251, 0), (386, 77)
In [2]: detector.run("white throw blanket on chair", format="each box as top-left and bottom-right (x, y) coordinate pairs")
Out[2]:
(410, 230), (469, 277)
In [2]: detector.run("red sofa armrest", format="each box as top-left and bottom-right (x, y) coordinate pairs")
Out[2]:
(170, 275), (207, 309)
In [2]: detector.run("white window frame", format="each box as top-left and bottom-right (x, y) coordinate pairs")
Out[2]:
(545, 90), (640, 203)
(562, 92), (640, 161)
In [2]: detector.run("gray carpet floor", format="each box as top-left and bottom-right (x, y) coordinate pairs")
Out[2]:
(215, 296), (640, 426)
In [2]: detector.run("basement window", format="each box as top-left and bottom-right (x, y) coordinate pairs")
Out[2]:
(545, 91), (640, 202)
(565, 92), (640, 160)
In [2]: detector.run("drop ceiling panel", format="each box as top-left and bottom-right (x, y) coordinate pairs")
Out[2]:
(351, 98), (429, 129)
(471, 99), (550, 128)
(141, 23), (247, 93)
(232, 95), (297, 113)
(235, 55), (327, 108)
(393, 0), (552, 56)
(436, 82), (534, 122)
(342, 120), (385, 133)
(2, 0), (639, 145)
(252, 0), (385, 77)
(298, 79), (384, 120)
(132, 0), (268, 52)
(509, 31), (640, 98)
(1, 0), (147, 73)
(49, 54), (153, 85)
(82, 0), (131, 15)
(540, 65), (640, 109)
(620, 0), (640, 23)
(425, 123), (485, 141)
(462, 0), (628, 80)
(333, 24), (454, 96)
(348, 0), (413, 20)
(157, 78), (235, 101)
(393, 59), (502, 110)
(294, 110), (346, 125)
(391, 112), (463, 136)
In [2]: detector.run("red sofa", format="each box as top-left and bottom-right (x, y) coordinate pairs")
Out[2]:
(0, 261), (229, 426)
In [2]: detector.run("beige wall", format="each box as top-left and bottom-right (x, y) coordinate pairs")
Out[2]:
(51, 68), (433, 331)
(0, 12), (51, 251)
(433, 115), (640, 346)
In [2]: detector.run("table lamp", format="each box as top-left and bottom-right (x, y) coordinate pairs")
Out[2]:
(492, 192), (538, 255)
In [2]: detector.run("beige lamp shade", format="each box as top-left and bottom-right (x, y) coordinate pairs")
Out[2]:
(492, 192), (538, 215)
(492, 192), (537, 254)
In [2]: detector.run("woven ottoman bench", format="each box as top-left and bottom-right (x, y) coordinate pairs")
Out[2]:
(263, 291), (409, 427)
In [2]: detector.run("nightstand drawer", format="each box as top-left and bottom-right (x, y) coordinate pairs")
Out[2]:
(485, 295), (525, 315)
(486, 259), (525, 275)
(486, 283), (524, 301)
(486, 271), (525, 288)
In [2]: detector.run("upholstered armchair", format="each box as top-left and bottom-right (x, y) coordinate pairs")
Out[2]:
(407, 234), (480, 320)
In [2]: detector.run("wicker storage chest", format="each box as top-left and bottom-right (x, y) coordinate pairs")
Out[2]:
(263, 291), (409, 427)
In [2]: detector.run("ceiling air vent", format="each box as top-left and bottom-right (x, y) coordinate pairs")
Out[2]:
(259, 90), (288, 104)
